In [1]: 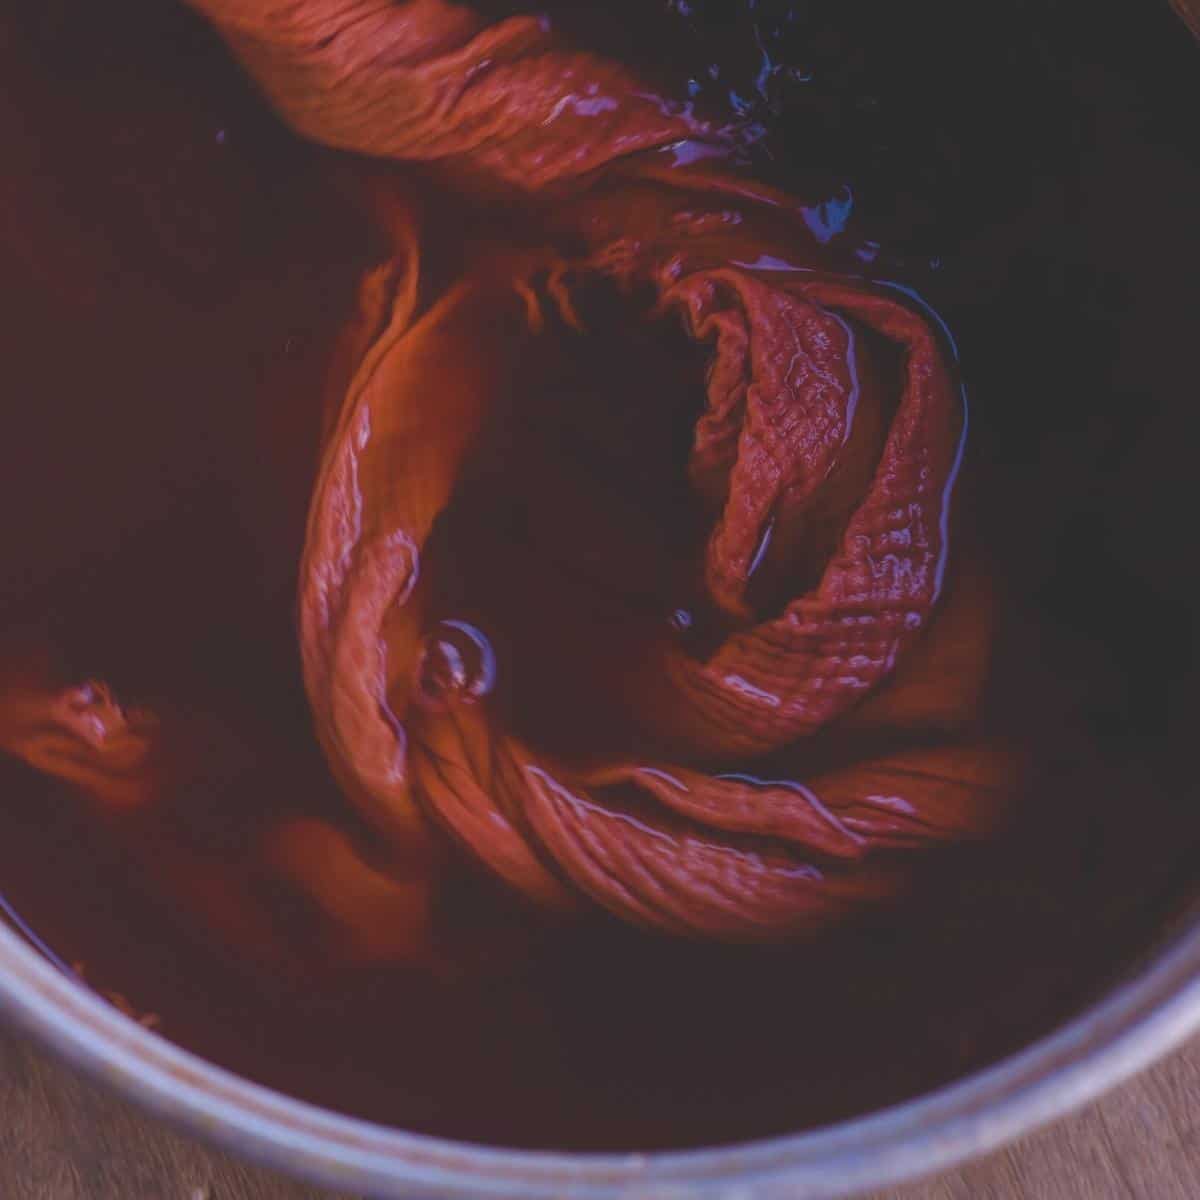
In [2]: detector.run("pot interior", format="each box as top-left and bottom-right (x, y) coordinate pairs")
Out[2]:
(1, 0), (1199, 1155)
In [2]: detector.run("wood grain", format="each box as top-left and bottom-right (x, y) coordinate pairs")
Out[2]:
(5, 1022), (1200, 1199)
(0, 1027), (354, 1200)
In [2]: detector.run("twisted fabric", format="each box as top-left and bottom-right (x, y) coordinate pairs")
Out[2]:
(180, 0), (732, 189)
(0, 0), (1016, 952)
(193, 0), (1015, 940)
(294, 193), (1009, 936)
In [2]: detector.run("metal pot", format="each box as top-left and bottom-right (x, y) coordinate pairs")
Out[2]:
(2, 903), (1200, 1198)
(2, 3), (1198, 1197)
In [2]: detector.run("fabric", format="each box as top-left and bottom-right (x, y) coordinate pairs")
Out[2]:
(0, 0), (1016, 949)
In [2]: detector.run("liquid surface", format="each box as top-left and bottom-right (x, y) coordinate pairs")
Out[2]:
(2, 0), (1200, 1151)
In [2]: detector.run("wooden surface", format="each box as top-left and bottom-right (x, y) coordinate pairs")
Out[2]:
(3, 1023), (1200, 1199)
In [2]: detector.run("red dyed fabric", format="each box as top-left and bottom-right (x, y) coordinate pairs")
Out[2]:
(179, 0), (1017, 939)
(182, 0), (730, 188)
(0, 0), (1014, 947)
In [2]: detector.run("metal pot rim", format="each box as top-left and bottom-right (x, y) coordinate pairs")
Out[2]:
(3, 917), (1200, 1198)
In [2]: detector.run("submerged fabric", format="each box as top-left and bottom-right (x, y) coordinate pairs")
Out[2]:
(0, 0), (1015, 950)
(293, 196), (1007, 938)
(238, 0), (1013, 937)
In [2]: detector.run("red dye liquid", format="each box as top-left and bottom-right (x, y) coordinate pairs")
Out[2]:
(1, 0), (1198, 1151)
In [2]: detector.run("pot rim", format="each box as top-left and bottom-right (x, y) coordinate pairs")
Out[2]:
(2, 917), (1200, 1198)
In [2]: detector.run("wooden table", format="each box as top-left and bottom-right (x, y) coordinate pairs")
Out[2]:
(3, 1023), (1199, 1200)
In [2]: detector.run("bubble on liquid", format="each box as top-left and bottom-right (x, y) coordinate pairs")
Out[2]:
(669, 608), (694, 633)
(416, 620), (496, 709)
